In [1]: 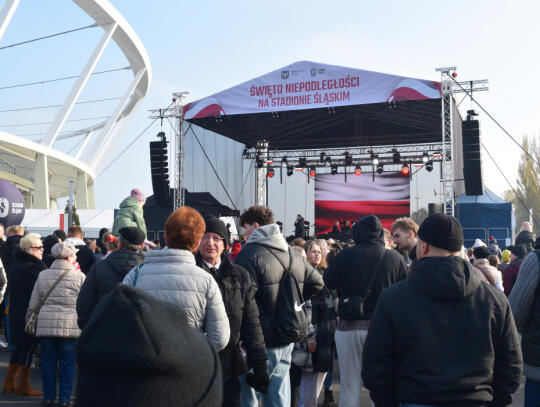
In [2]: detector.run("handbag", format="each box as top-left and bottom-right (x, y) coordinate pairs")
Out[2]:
(338, 250), (387, 321)
(25, 269), (69, 336)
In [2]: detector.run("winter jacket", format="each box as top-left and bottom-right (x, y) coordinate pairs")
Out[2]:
(509, 251), (540, 377)
(0, 234), (22, 275)
(122, 248), (230, 350)
(112, 197), (147, 237)
(7, 249), (47, 345)
(294, 217), (305, 237)
(195, 253), (267, 381)
(77, 249), (145, 329)
(473, 258), (503, 291)
(0, 258), (6, 304)
(26, 259), (85, 338)
(65, 237), (96, 275)
(516, 231), (535, 254)
(362, 255), (522, 407)
(488, 242), (503, 259)
(234, 224), (324, 348)
(323, 215), (408, 321)
(503, 259), (523, 297)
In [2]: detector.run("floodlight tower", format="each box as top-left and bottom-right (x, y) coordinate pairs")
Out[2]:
(173, 92), (189, 210)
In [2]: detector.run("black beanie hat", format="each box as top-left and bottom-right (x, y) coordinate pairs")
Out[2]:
(418, 214), (464, 252)
(473, 246), (490, 259)
(204, 216), (230, 247)
(119, 226), (146, 245)
(75, 285), (222, 407)
(510, 244), (527, 259)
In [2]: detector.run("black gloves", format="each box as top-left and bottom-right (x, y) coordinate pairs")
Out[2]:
(245, 360), (270, 394)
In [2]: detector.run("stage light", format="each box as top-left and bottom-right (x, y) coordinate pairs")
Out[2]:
(345, 152), (353, 166)
(371, 153), (380, 165)
(331, 164), (338, 175)
(281, 157), (288, 166)
(354, 165), (362, 176)
(401, 164), (410, 176)
(425, 161), (434, 172)
(320, 152), (326, 161)
(267, 168), (275, 178)
(393, 150), (401, 164)
(309, 167), (317, 177)
(256, 160), (264, 168)
(422, 152), (429, 163)
(299, 157), (307, 168)
(376, 163), (384, 174)
(452, 72), (458, 78)
(287, 165), (293, 176)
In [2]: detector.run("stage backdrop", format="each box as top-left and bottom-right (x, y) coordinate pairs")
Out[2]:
(315, 172), (410, 235)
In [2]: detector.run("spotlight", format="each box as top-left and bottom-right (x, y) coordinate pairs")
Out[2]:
(331, 164), (338, 175)
(401, 164), (410, 176)
(371, 152), (379, 165)
(267, 168), (275, 178)
(320, 152), (326, 161)
(309, 167), (317, 177)
(281, 157), (288, 167)
(393, 150), (401, 164)
(256, 154), (264, 168)
(354, 165), (362, 176)
(376, 163), (384, 174)
(345, 152), (353, 166)
(425, 161), (434, 172)
(299, 157), (307, 168)
(422, 152), (429, 163)
(287, 165), (293, 176)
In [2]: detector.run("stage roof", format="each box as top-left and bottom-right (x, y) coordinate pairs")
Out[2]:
(185, 61), (443, 150)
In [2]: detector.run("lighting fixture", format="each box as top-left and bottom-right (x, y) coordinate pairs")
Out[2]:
(287, 165), (293, 176)
(422, 152), (429, 163)
(425, 161), (434, 172)
(401, 164), (410, 176)
(267, 168), (275, 178)
(376, 163), (384, 174)
(299, 157), (307, 168)
(309, 167), (316, 177)
(345, 152), (352, 166)
(330, 164), (338, 175)
(354, 165), (362, 176)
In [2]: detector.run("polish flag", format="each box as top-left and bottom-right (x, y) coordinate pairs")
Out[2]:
(183, 97), (225, 120)
(387, 79), (441, 102)
(315, 172), (410, 234)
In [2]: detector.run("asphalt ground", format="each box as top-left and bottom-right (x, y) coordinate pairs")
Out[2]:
(0, 346), (526, 406)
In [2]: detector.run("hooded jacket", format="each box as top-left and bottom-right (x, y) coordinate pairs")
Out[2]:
(76, 249), (145, 329)
(233, 224), (324, 348)
(362, 255), (523, 407)
(122, 248), (230, 351)
(323, 215), (408, 321)
(112, 197), (147, 237)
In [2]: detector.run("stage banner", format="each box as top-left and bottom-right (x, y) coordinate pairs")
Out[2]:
(184, 60), (441, 119)
(315, 172), (410, 235)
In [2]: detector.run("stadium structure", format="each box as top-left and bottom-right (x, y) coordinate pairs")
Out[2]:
(0, 0), (151, 209)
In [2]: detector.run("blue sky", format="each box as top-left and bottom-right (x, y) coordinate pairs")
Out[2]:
(1, 0), (539, 232)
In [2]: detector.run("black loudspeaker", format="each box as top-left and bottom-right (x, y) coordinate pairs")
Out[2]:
(428, 203), (436, 217)
(462, 119), (484, 195)
(150, 139), (170, 206)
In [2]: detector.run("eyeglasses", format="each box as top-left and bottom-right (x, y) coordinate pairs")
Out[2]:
(31, 246), (44, 251)
(201, 235), (224, 243)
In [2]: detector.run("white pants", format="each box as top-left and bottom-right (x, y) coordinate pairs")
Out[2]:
(299, 371), (327, 407)
(335, 329), (369, 407)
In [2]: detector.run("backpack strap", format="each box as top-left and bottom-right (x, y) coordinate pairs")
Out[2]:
(360, 250), (388, 301)
(474, 265), (497, 287)
(260, 245), (292, 275)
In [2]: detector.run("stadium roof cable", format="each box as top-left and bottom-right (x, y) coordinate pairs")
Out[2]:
(0, 97), (123, 113)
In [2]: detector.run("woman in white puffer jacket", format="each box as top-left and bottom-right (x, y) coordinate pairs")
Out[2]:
(123, 206), (230, 351)
(26, 241), (85, 407)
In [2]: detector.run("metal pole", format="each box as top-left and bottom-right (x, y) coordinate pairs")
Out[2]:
(255, 140), (268, 206)
(68, 181), (74, 227)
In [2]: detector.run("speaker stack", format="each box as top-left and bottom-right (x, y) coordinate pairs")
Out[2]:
(462, 116), (484, 196)
(150, 132), (170, 206)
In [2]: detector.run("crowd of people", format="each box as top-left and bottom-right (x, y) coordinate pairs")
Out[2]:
(0, 194), (538, 406)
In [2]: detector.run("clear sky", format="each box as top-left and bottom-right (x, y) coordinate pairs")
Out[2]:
(1, 0), (539, 234)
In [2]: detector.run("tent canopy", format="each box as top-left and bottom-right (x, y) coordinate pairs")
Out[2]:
(455, 188), (515, 248)
(185, 61), (442, 150)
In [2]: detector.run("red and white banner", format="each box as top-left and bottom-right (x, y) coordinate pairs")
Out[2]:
(315, 172), (410, 235)
(184, 61), (441, 120)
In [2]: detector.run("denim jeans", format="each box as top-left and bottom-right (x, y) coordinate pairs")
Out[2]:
(241, 343), (294, 407)
(40, 337), (77, 403)
(525, 378), (540, 407)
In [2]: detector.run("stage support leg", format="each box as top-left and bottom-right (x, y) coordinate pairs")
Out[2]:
(255, 140), (268, 206)
(440, 78), (455, 216)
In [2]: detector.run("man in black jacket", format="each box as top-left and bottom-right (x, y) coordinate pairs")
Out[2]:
(65, 225), (96, 275)
(76, 227), (145, 329)
(294, 215), (305, 238)
(234, 205), (324, 407)
(323, 214), (408, 406)
(362, 214), (522, 407)
(196, 216), (268, 407)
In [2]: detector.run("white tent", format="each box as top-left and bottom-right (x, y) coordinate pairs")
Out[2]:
(22, 209), (114, 238)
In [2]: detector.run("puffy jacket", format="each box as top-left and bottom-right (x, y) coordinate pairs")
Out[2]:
(77, 249), (145, 329)
(122, 248), (230, 350)
(503, 260), (523, 297)
(196, 253), (267, 380)
(234, 224), (324, 348)
(26, 259), (86, 338)
(323, 215), (408, 321)
(65, 237), (96, 275)
(112, 197), (147, 237)
(8, 248), (47, 345)
(362, 256), (522, 407)
(473, 258), (504, 291)
(516, 231), (535, 254)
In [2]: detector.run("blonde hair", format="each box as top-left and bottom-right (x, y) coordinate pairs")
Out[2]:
(391, 217), (419, 235)
(521, 222), (533, 232)
(304, 240), (327, 269)
(6, 225), (24, 236)
(20, 233), (41, 250)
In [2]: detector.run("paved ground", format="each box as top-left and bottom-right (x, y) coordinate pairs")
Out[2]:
(0, 346), (526, 406)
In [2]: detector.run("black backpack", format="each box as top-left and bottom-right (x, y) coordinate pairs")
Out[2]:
(264, 247), (308, 344)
